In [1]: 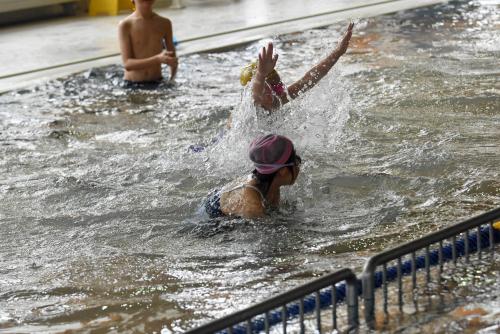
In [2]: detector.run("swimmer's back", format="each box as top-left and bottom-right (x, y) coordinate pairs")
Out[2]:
(206, 176), (266, 219)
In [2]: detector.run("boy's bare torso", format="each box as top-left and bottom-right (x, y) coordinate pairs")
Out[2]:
(122, 13), (171, 82)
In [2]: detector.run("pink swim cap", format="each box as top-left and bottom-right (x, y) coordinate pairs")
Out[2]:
(249, 134), (294, 174)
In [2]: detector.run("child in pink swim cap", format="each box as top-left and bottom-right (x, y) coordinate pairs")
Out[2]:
(205, 134), (301, 219)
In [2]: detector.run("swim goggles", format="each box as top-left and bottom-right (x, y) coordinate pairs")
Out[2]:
(253, 155), (302, 169)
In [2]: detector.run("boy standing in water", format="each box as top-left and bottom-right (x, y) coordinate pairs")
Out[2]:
(118, 0), (178, 85)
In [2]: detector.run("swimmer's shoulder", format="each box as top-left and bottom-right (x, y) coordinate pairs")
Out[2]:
(154, 13), (171, 23)
(118, 13), (136, 31)
(239, 184), (266, 218)
(222, 176), (265, 218)
(153, 13), (173, 30)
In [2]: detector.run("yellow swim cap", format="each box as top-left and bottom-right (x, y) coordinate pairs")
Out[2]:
(493, 221), (500, 230)
(240, 61), (280, 86)
(240, 61), (257, 86)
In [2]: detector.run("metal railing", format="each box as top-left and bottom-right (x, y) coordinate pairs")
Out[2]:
(187, 208), (500, 333)
(185, 268), (359, 334)
(361, 207), (500, 328)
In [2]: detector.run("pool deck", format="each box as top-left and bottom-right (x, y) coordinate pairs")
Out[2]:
(0, 0), (445, 93)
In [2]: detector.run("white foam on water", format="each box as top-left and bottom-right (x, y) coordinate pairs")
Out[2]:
(208, 65), (351, 178)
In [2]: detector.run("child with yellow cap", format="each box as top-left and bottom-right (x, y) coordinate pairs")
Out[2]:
(242, 22), (354, 112)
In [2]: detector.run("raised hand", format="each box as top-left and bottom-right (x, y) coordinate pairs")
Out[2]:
(257, 42), (279, 77)
(286, 21), (355, 100)
(332, 22), (354, 58)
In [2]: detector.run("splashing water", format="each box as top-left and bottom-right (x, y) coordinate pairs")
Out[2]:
(0, 1), (499, 332)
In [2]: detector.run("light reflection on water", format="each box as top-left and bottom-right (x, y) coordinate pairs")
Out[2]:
(0, 0), (499, 332)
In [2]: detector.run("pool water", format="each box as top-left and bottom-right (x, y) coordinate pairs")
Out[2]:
(0, 0), (498, 332)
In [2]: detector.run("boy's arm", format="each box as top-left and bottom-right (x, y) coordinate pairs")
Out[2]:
(118, 19), (163, 71)
(252, 42), (278, 111)
(287, 22), (354, 99)
(162, 18), (178, 80)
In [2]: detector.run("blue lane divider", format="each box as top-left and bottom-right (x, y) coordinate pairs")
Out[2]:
(223, 283), (349, 334)
(372, 226), (498, 288)
(221, 226), (499, 334)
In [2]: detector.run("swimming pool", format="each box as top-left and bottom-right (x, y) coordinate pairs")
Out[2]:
(0, 0), (498, 332)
